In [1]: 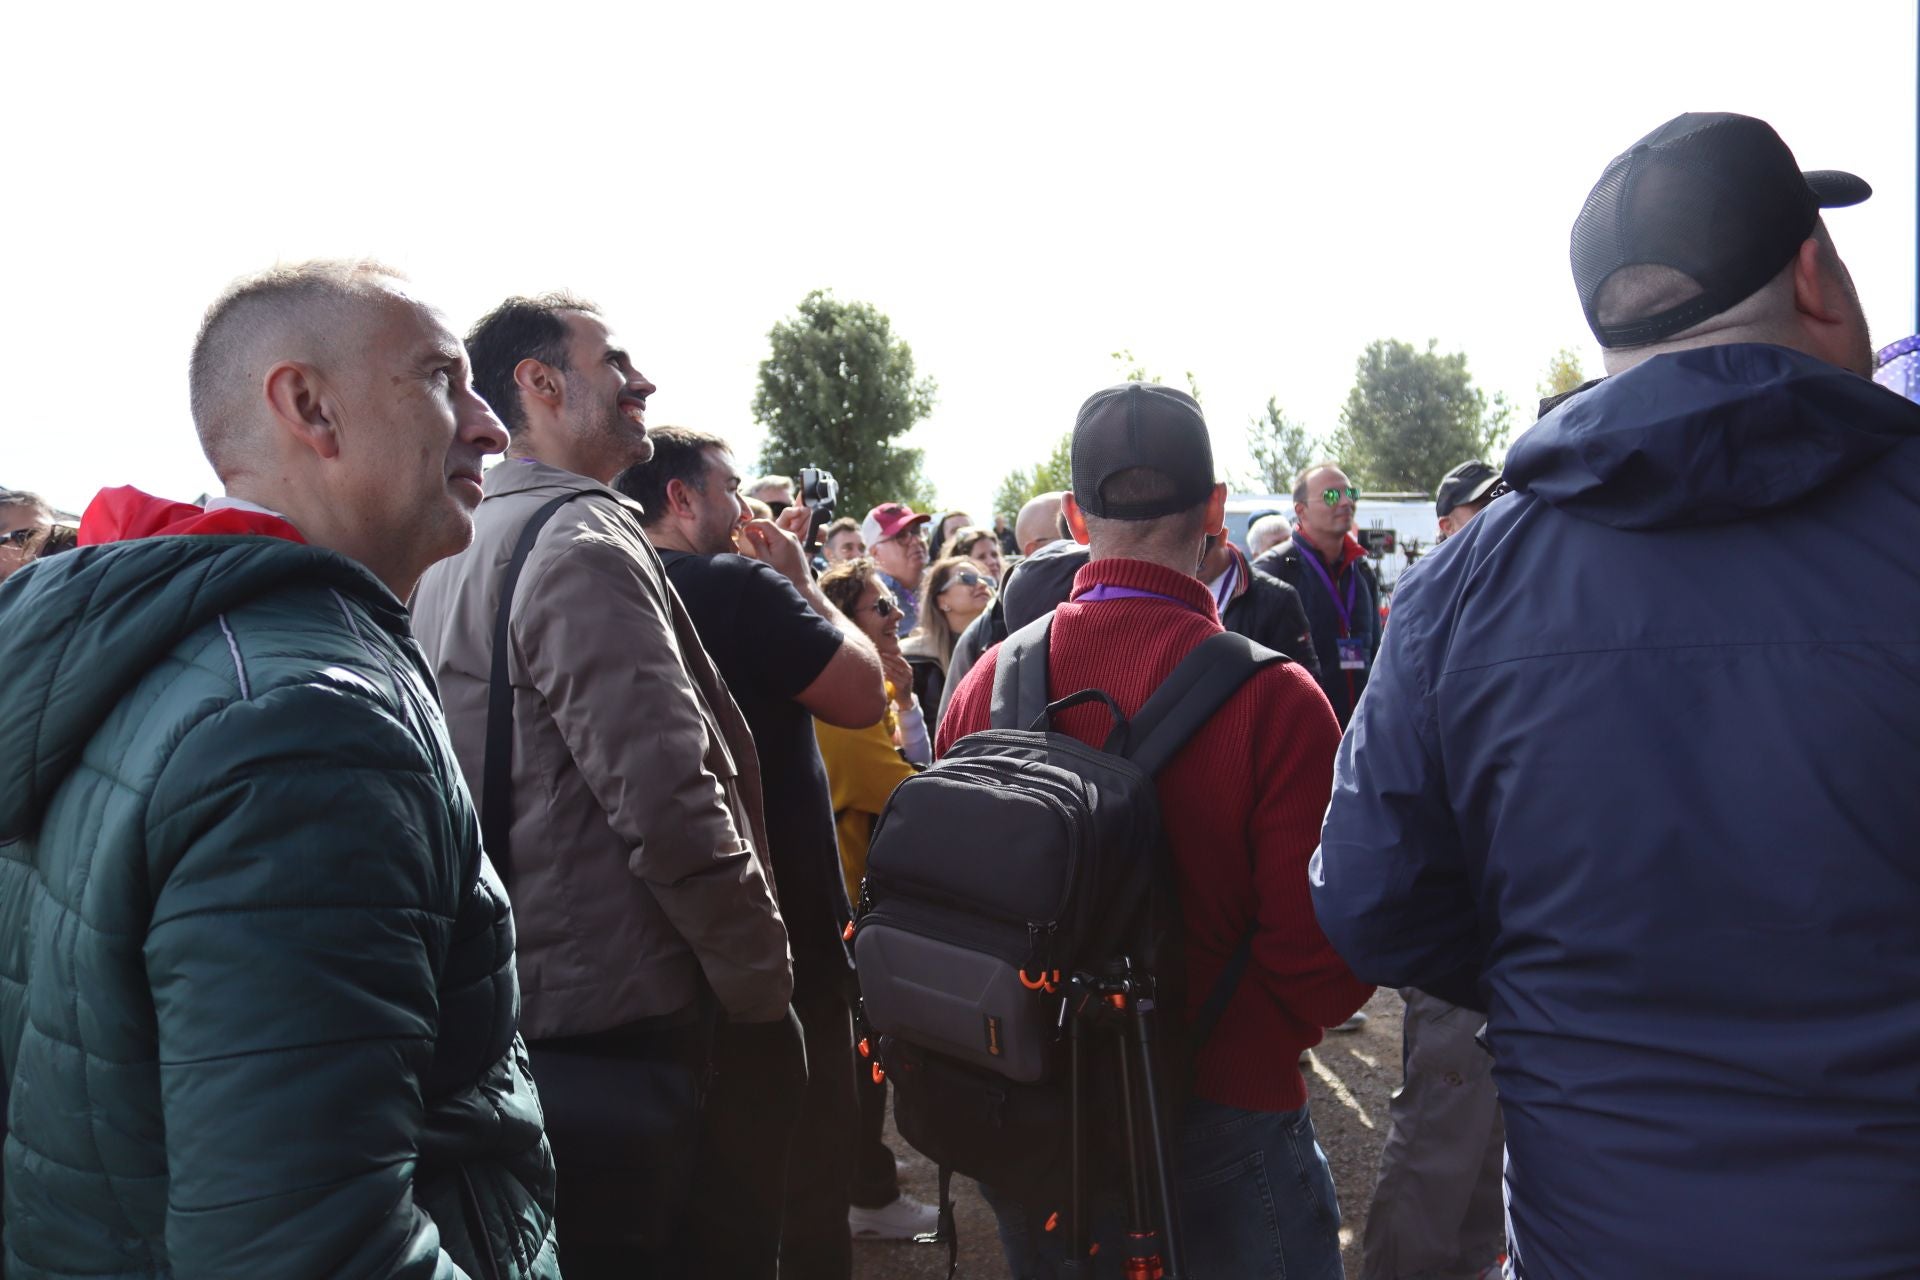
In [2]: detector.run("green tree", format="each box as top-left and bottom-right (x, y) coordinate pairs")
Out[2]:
(1111, 348), (1203, 403)
(1329, 339), (1510, 493)
(1538, 346), (1588, 404)
(1244, 397), (1319, 494)
(991, 432), (1073, 523)
(753, 289), (939, 517)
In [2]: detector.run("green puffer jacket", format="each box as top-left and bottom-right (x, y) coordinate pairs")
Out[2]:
(0, 534), (559, 1279)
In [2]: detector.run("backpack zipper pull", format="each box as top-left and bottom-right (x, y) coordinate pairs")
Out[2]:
(1020, 923), (1061, 994)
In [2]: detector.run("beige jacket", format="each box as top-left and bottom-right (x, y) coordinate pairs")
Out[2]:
(413, 459), (791, 1037)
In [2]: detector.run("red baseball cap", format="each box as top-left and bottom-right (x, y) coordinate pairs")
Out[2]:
(862, 502), (931, 545)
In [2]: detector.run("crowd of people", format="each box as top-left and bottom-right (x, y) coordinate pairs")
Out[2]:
(2, 107), (1918, 1280)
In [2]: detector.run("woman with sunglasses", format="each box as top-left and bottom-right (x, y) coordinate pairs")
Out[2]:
(810, 557), (942, 1242)
(902, 556), (995, 734)
(0, 489), (54, 584)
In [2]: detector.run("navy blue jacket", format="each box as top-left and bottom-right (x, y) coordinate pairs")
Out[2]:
(1312, 345), (1920, 1279)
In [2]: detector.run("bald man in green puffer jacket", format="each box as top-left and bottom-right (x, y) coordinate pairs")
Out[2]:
(0, 261), (556, 1279)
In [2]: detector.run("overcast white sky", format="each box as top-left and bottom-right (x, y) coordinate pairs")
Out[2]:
(5, 2), (1915, 521)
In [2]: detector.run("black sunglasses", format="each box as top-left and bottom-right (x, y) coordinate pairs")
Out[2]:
(871, 593), (900, 620)
(1, 528), (38, 548)
(942, 570), (990, 590)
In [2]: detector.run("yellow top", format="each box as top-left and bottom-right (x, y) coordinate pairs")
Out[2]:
(814, 697), (917, 907)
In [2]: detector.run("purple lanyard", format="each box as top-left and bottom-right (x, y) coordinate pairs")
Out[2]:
(1299, 547), (1356, 634)
(1077, 583), (1210, 616)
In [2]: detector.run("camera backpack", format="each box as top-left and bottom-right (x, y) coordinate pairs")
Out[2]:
(851, 615), (1283, 1230)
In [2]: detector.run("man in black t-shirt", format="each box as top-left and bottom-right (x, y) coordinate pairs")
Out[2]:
(618, 428), (889, 1279)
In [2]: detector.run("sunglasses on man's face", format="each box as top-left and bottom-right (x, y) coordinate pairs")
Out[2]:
(1, 528), (38, 548)
(1322, 487), (1360, 507)
(871, 594), (900, 620)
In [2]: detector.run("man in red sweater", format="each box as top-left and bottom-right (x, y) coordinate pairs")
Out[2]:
(938, 382), (1372, 1280)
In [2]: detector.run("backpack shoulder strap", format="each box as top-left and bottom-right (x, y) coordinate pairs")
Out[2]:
(1123, 630), (1284, 777)
(482, 490), (591, 885)
(987, 614), (1054, 732)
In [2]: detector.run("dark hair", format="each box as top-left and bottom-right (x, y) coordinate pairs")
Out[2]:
(824, 516), (861, 540)
(1099, 467), (1186, 511)
(940, 526), (996, 560)
(466, 292), (599, 435)
(612, 426), (730, 525)
(819, 556), (880, 618)
(32, 524), (78, 559)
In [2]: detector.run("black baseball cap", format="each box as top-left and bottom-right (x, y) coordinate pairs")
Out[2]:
(1435, 460), (1503, 516)
(1070, 383), (1216, 520)
(1572, 112), (1871, 349)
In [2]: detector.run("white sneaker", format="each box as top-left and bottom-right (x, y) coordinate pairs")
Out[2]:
(849, 1194), (940, 1241)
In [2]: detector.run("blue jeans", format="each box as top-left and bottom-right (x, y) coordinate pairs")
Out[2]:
(983, 1099), (1345, 1280)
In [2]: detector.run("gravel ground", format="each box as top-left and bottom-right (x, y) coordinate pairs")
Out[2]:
(852, 987), (1404, 1279)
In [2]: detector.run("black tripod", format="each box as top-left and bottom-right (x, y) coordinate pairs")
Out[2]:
(1058, 958), (1186, 1280)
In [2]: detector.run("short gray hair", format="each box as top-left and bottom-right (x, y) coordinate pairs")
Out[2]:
(1247, 513), (1291, 556)
(188, 259), (406, 477)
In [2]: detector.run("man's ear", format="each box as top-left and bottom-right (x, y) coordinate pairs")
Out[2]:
(513, 357), (564, 417)
(1790, 236), (1849, 326)
(263, 361), (340, 460)
(1203, 482), (1228, 537)
(1060, 492), (1092, 545)
(665, 477), (698, 521)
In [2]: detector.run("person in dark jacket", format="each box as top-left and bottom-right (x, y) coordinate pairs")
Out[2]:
(622, 427), (900, 1275)
(1254, 465), (1380, 727)
(1313, 112), (1920, 1279)
(1202, 532), (1322, 681)
(0, 262), (557, 1280)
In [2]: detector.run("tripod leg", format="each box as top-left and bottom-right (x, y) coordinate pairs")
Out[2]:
(1067, 1007), (1086, 1268)
(1115, 1030), (1168, 1278)
(1132, 999), (1184, 1279)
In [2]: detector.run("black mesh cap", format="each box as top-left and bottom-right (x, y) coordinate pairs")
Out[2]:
(1572, 112), (1871, 349)
(1070, 383), (1216, 521)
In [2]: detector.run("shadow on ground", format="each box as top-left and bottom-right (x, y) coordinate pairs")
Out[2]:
(851, 988), (1404, 1279)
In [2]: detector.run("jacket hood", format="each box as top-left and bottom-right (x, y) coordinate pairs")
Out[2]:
(0, 532), (403, 840)
(79, 485), (308, 544)
(1505, 344), (1920, 530)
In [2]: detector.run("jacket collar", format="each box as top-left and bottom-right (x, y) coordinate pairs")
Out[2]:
(1291, 533), (1366, 575)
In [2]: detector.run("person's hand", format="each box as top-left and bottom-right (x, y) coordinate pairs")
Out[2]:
(737, 518), (810, 589)
(775, 502), (813, 542)
(880, 650), (914, 709)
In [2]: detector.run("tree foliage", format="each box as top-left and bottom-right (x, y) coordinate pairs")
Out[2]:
(1538, 347), (1588, 405)
(1329, 339), (1510, 493)
(1110, 348), (1203, 403)
(987, 350), (1205, 522)
(991, 432), (1073, 524)
(753, 289), (939, 518)
(1244, 397), (1320, 495)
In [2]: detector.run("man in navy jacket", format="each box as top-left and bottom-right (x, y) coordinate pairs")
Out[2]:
(1313, 112), (1920, 1279)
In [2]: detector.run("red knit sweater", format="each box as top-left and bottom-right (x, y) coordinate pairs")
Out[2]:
(938, 557), (1373, 1112)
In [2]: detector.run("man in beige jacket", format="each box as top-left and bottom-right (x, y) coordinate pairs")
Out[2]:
(412, 292), (792, 1279)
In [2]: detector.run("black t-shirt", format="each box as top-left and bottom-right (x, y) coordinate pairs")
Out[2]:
(661, 551), (850, 986)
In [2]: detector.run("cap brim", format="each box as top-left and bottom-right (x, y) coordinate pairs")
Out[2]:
(1806, 169), (1871, 208)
